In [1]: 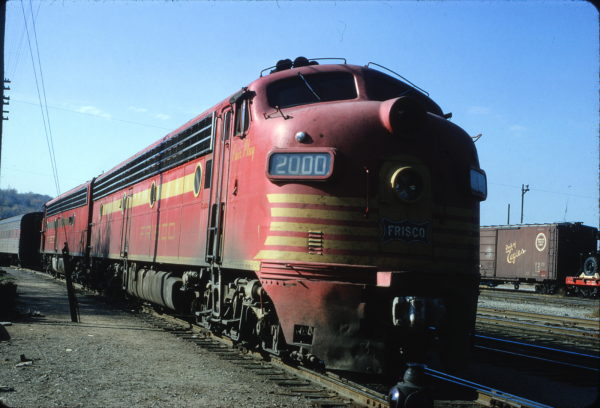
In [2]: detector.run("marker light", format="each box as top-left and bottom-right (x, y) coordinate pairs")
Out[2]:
(469, 168), (487, 200)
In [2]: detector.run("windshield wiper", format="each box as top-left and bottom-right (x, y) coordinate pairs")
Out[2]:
(298, 73), (321, 102)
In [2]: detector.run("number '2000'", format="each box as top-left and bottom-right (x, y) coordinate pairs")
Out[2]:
(268, 153), (332, 177)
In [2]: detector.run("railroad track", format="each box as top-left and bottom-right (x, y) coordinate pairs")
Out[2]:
(477, 307), (600, 346)
(474, 334), (600, 378)
(139, 305), (554, 408)
(479, 287), (598, 309)
(18, 268), (557, 408)
(478, 307), (600, 332)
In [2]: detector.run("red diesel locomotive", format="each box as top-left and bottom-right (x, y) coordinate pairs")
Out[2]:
(41, 58), (486, 385)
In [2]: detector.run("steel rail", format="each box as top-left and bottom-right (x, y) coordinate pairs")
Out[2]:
(477, 315), (599, 342)
(475, 334), (600, 359)
(479, 288), (597, 308)
(21, 268), (564, 408)
(478, 307), (600, 331)
(270, 360), (389, 408)
(425, 368), (553, 408)
(147, 308), (559, 408)
(474, 344), (599, 372)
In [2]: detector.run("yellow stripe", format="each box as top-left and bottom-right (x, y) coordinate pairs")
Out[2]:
(255, 249), (375, 265)
(267, 194), (364, 207)
(131, 188), (151, 207)
(254, 250), (439, 270)
(100, 171), (197, 215)
(271, 207), (366, 221)
(269, 221), (378, 236)
(102, 198), (124, 215)
(264, 235), (378, 251)
(160, 173), (195, 200)
(254, 250), (471, 272)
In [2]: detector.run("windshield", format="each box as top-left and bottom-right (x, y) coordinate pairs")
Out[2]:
(267, 72), (357, 108)
(364, 70), (442, 115)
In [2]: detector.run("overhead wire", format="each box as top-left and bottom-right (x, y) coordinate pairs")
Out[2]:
(20, 0), (61, 195)
(7, 1), (39, 79)
(28, 0), (60, 195)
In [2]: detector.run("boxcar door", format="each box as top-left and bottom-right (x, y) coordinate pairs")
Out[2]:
(119, 189), (133, 258)
(205, 108), (233, 264)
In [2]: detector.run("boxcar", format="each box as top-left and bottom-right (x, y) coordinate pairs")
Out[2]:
(480, 223), (598, 293)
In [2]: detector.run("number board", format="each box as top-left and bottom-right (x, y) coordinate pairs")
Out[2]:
(267, 150), (334, 180)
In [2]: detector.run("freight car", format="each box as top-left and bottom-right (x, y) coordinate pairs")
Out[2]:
(40, 57), (486, 403)
(480, 223), (598, 294)
(0, 212), (43, 269)
(565, 252), (600, 298)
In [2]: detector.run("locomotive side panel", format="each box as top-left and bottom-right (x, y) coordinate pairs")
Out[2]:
(42, 184), (91, 260)
(220, 132), (266, 271)
(91, 191), (126, 259)
(177, 158), (211, 266)
(124, 176), (159, 263)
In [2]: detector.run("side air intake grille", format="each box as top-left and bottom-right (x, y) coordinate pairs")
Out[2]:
(308, 231), (324, 255)
(46, 187), (88, 216)
(93, 113), (215, 200)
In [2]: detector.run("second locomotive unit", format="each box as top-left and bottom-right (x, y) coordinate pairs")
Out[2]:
(41, 58), (486, 382)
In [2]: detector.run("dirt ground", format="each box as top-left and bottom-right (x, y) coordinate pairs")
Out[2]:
(0, 268), (313, 408)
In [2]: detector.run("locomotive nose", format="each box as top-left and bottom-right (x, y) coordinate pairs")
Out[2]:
(379, 96), (427, 135)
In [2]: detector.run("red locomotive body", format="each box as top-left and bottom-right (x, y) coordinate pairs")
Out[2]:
(41, 182), (92, 274)
(41, 58), (486, 380)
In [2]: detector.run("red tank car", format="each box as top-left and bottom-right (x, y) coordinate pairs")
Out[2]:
(41, 58), (486, 388)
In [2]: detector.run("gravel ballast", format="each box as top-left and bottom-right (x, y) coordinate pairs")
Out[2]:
(0, 268), (313, 408)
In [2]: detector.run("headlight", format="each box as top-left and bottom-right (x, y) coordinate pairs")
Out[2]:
(390, 167), (423, 202)
(470, 168), (487, 200)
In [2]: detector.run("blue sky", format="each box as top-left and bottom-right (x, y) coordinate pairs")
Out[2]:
(2, 1), (598, 228)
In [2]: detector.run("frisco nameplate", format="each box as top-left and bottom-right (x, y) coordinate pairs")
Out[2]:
(381, 219), (430, 243)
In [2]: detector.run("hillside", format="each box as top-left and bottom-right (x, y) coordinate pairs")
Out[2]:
(0, 188), (51, 219)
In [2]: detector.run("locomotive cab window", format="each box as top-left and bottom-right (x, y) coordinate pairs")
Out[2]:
(149, 182), (158, 207)
(193, 164), (203, 197)
(234, 99), (250, 137)
(267, 72), (357, 109)
(364, 70), (442, 115)
(223, 110), (232, 141)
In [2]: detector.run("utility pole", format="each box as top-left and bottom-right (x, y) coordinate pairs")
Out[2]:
(520, 184), (530, 224)
(507, 203), (511, 225)
(62, 242), (80, 323)
(1, 0), (6, 183)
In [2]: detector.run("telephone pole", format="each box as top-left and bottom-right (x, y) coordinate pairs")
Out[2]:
(520, 184), (530, 224)
(1, 0), (7, 183)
